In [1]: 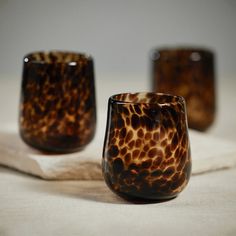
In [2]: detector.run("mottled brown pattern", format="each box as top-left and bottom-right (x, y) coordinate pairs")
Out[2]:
(152, 48), (216, 131)
(102, 92), (191, 201)
(19, 51), (96, 152)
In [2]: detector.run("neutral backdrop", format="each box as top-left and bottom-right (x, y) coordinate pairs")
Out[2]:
(0, 0), (236, 142)
(0, 3), (236, 235)
(0, 0), (236, 81)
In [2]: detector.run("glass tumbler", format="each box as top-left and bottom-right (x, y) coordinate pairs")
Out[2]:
(102, 92), (191, 201)
(151, 47), (216, 131)
(19, 51), (96, 153)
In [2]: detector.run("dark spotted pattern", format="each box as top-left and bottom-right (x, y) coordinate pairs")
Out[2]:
(152, 48), (216, 131)
(19, 51), (96, 152)
(102, 92), (191, 201)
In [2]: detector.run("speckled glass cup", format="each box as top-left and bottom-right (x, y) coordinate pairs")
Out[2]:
(102, 92), (191, 201)
(151, 47), (216, 131)
(19, 51), (96, 153)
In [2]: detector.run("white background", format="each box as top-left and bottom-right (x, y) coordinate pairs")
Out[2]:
(0, 0), (236, 141)
(0, 0), (236, 81)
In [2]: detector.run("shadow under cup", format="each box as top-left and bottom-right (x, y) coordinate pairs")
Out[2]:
(19, 51), (96, 153)
(102, 92), (191, 201)
(151, 48), (216, 131)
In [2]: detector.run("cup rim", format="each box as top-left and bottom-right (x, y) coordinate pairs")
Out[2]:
(109, 92), (185, 106)
(152, 46), (214, 55)
(23, 50), (93, 65)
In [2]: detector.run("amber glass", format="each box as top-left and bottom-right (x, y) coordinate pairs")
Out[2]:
(151, 47), (216, 131)
(19, 51), (96, 153)
(102, 92), (191, 201)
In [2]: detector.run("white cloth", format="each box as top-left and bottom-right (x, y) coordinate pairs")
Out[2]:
(0, 121), (236, 180)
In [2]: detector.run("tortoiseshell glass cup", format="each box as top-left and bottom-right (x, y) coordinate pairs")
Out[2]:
(102, 92), (191, 201)
(19, 51), (96, 153)
(151, 47), (216, 131)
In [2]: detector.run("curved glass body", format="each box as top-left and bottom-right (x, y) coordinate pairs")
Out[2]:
(152, 47), (216, 131)
(102, 92), (191, 201)
(19, 51), (96, 153)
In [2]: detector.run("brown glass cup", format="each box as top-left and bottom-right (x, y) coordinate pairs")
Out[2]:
(19, 51), (96, 153)
(102, 92), (191, 201)
(151, 47), (216, 131)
